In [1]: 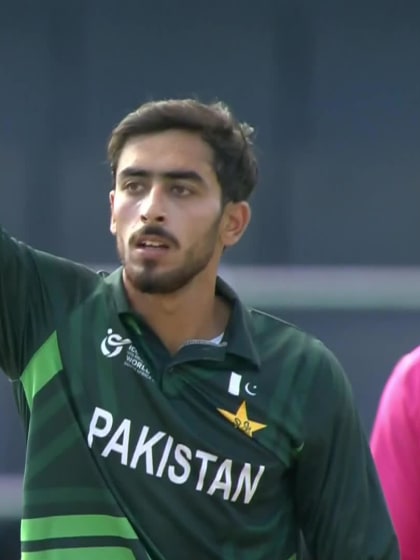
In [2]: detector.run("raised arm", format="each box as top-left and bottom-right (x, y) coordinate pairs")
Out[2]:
(295, 343), (400, 560)
(0, 224), (97, 379)
(0, 225), (44, 377)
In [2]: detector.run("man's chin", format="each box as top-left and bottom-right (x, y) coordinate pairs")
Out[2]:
(126, 265), (197, 295)
(124, 264), (168, 294)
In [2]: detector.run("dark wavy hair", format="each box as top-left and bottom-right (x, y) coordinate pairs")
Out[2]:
(107, 98), (258, 203)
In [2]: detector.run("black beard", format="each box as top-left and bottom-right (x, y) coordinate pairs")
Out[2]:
(125, 248), (213, 294)
(118, 216), (222, 295)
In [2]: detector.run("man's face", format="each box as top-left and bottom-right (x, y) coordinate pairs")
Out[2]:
(110, 129), (249, 294)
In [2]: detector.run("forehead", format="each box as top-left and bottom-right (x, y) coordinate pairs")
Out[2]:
(116, 129), (215, 178)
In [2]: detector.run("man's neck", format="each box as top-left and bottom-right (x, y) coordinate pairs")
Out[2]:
(123, 274), (230, 355)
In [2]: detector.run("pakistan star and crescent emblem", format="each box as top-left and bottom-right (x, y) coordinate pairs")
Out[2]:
(217, 401), (267, 438)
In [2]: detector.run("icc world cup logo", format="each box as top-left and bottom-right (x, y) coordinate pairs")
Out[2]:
(100, 329), (132, 358)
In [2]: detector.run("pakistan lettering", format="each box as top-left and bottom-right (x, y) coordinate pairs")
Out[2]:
(88, 407), (265, 504)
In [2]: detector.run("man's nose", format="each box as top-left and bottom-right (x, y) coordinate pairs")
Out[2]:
(140, 185), (166, 223)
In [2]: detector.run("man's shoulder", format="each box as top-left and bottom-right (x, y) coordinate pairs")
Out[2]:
(246, 306), (330, 364)
(244, 307), (346, 415)
(35, 250), (101, 279)
(247, 306), (317, 342)
(247, 306), (301, 331)
(33, 249), (115, 293)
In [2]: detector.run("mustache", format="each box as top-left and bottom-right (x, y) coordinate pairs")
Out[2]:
(129, 225), (179, 248)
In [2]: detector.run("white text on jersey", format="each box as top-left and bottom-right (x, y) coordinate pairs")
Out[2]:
(87, 406), (265, 505)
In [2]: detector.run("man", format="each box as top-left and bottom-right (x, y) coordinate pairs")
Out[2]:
(371, 346), (420, 560)
(1, 98), (398, 559)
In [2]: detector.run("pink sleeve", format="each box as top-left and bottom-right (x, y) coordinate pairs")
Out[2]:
(371, 347), (420, 560)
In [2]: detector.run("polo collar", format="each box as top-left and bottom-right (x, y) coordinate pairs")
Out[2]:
(105, 267), (261, 370)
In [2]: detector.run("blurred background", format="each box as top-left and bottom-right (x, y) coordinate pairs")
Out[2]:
(1, 0), (420, 557)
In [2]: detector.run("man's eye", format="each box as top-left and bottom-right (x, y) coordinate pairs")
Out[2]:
(171, 185), (191, 196)
(124, 182), (143, 193)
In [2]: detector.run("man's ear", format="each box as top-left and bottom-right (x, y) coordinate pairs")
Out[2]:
(220, 201), (251, 248)
(109, 190), (116, 235)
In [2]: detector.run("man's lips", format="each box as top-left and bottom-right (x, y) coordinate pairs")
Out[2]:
(133, 244), (169, 258)
(134, 236), (170, 249)
(130, 228), (178, 250)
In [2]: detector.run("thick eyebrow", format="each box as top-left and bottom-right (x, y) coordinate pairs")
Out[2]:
(118, 167), (206, 185)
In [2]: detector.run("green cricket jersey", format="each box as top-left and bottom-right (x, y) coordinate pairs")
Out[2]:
(0, 225), (399, 560)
